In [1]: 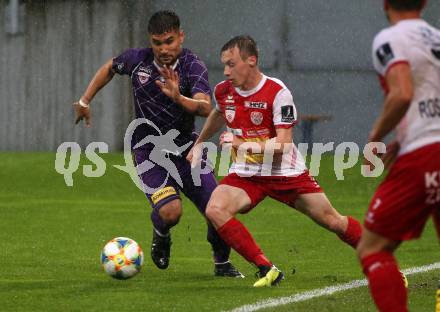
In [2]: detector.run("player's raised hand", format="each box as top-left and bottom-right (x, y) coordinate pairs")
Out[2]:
(156, 65), (181, 102)
(186, 146), (194, 163)
(73, 99), (91, 127)
(186, 143), (202, 168)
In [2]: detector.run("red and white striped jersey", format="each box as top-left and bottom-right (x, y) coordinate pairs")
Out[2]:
(373, 19), (440, 156)
(214, 75), (306, 176)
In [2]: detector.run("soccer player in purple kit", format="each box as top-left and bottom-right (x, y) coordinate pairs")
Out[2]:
(73, 10), (243, 277)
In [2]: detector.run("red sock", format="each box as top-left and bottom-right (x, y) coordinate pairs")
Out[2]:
(217, 218), (271, 267)
(338, 216), (362, 248)
(361, 252), (408, 312)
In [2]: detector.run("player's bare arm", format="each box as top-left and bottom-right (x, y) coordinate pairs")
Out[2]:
(195, 109), (226, 145)
(155, 66), (212, 116)
(74, 58), (115, 127)
(368, 63), (413, 143)
(365, 63), (413, 168)
(186, 109), (225, 163)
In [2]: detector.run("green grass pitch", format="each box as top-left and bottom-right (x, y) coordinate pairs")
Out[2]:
(0, 152), (438, 311)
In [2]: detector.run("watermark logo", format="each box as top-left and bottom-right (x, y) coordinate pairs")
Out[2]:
(55, 141), (108, 187)
(55, 118), (387, 193)
(115, 118), (193, 194)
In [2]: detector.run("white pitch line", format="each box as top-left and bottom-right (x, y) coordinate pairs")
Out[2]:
(228, 262), (440, 312)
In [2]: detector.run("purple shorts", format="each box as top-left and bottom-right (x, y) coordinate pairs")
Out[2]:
(132, 148), (217, 212)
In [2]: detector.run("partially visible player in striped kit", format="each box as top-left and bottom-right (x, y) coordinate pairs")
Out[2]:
(189, 35), (362, 287)
(357, 1), (440, 311)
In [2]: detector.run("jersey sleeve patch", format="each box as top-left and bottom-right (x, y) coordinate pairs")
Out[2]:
(281, 105), (296, 123)
(112, 49), (145, 76)
(376, 43), (395, 67)
(273, 88), (297, 127)
(372, 29), (409, 76)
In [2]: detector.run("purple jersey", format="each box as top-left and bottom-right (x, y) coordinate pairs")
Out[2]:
(112, 48), (211, 149)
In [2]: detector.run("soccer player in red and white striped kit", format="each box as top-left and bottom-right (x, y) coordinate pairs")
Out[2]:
(189, 35), (363, 287)
(357, 1), (440, 311)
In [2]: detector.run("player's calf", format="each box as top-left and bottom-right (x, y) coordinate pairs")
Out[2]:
(295, 193), (362, 248)
(361, 251), (408, 311)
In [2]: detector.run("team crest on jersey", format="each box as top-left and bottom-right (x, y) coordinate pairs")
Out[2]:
(250, 111), (264, 125)
(137, 68), (152, 85)
(225, 106), (236, 123)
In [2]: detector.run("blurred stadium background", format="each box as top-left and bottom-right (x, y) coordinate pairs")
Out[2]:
(1, 0), (439, 151)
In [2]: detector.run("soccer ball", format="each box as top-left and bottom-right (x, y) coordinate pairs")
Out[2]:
(101, 237), (144, 279)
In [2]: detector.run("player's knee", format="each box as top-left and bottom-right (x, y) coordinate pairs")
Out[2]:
(205, 200), (226, 223)
(159, 202), (182, 225)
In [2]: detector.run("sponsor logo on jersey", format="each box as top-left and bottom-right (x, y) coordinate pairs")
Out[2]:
(225, 95), (235, 104)
(250, 111), (264, 125)
(246, 128), (270, 137)
(425, 171), (440, 188)
(281, 105), (295, 123)
(425, 171), (440, 204)
(246, 130), (257, 137)
(139, 66), (150, 72)
(376, 43), (395, 66)
(245, 101), (267, 109)
(225, 105), (236, 123)
(257, 128), (270, 136)
(227, 127), (243, 136)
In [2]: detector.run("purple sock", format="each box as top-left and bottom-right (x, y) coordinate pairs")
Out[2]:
(150, 209), (171, 235)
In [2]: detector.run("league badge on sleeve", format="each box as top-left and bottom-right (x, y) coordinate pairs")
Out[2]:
(376, 43), (395, 66)
(281, 105), (295, 123)
(116, 63), (124, 72)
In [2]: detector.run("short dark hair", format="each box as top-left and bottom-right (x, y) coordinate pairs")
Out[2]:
(387, 0), (426, 11)
(221, 35), (259, 61)
(147, 10), (180, 35)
